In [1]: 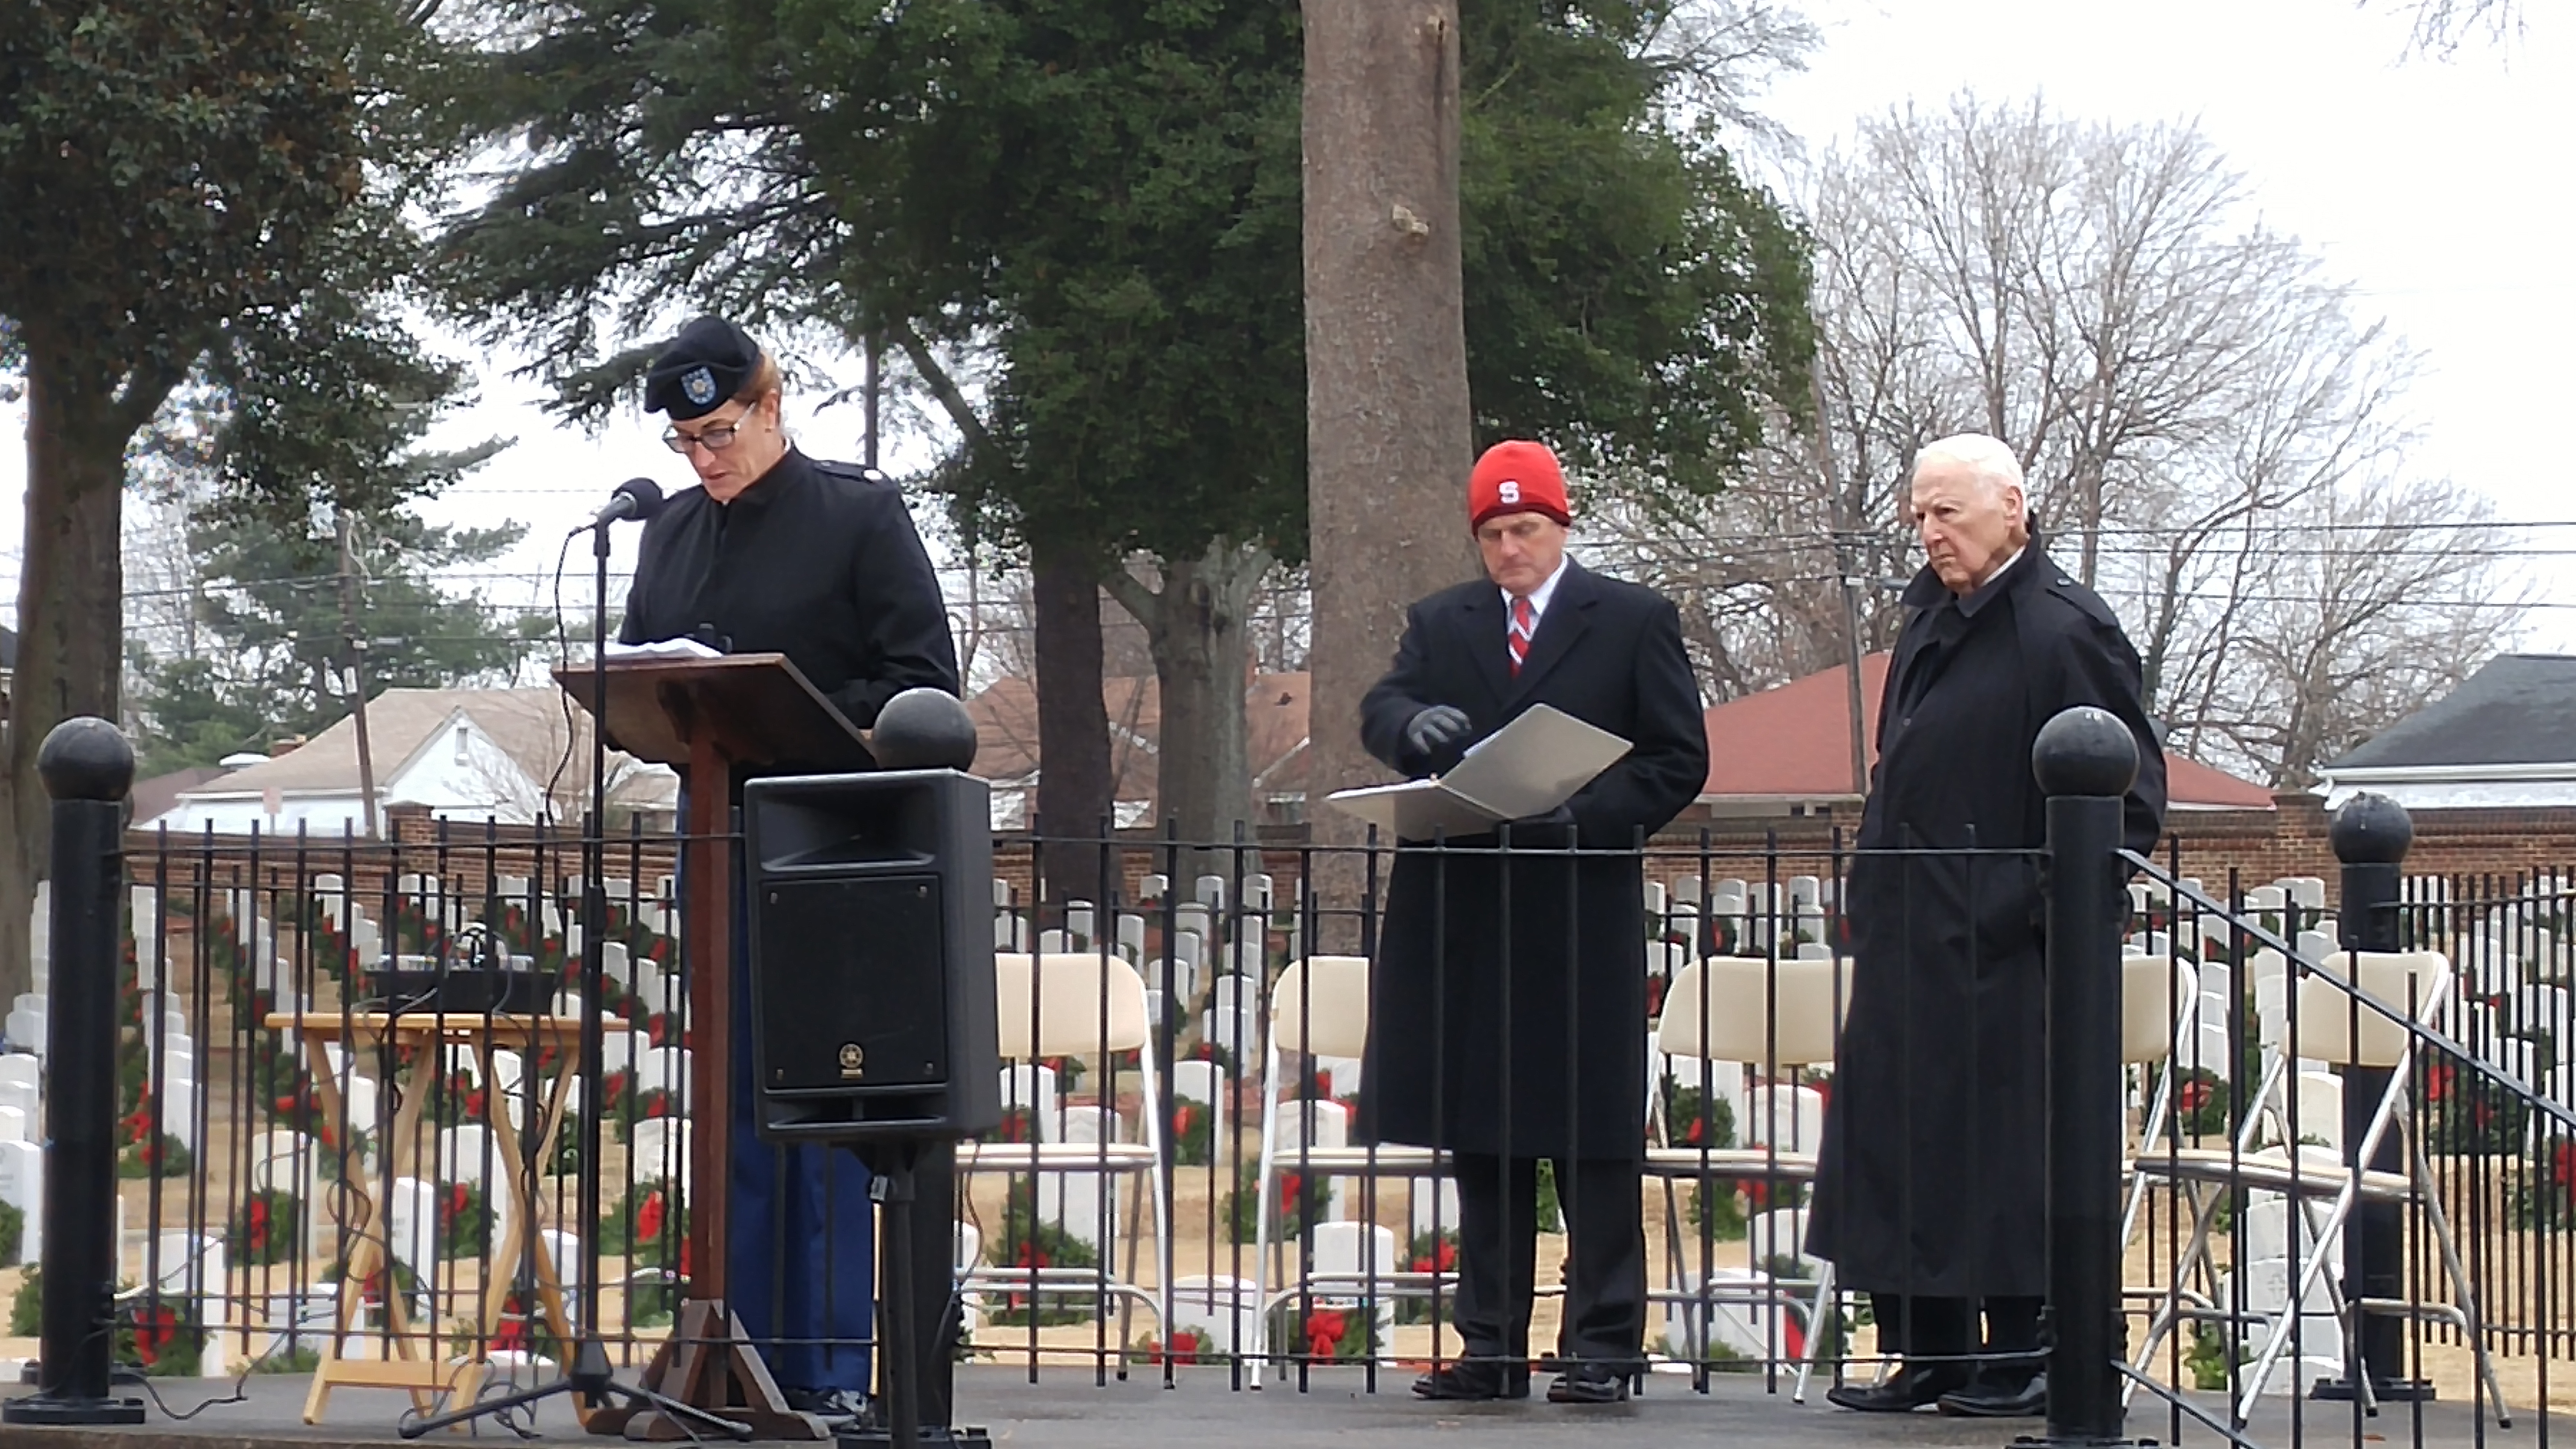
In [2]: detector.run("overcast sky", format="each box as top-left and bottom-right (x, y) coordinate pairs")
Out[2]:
(2, 0), (2568, 651)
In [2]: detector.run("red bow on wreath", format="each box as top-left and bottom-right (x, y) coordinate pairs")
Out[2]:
(1305, 1308), (1347, 1359)
(130, 1304), (179, 1366)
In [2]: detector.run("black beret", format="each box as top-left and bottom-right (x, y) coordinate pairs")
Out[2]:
(643, 316), (764, 419)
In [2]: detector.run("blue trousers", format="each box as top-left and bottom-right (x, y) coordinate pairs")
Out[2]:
(725, 866), (876, 1393)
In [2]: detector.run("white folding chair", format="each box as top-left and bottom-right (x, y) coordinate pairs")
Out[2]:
(2129, 950), (2507, 1423)
(1645, 954), (1848, 1401)
(1254, 955), (1444, 1365)
(957, 952), (1170, 1343)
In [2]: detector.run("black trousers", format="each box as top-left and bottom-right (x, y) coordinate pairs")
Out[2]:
(1874, 1292), (2042, 1386)
(1451, 1153), (1645, 1366)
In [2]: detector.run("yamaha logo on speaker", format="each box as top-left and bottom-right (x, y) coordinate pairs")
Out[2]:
(838, 1042), (867, 1079)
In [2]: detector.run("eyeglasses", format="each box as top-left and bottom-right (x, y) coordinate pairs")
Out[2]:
(663, 411), (752, 454)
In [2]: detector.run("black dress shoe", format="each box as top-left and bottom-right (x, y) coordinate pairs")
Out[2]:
(1937, 1370), (2047, 1418)
(1824, 1364), (1972, 1413)
(1546, 1362), (1633, 1403)
(1413, 1359), (1532, 1401)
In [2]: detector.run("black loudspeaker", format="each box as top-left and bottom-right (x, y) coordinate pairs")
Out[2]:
(742, 769), (1001, 1143)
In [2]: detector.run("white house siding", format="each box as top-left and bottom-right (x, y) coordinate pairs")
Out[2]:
(159, 712), (540, 834)
(2319, 765), (2576, 811)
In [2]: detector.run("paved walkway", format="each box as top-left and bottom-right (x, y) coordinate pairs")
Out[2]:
(0, 1365), (2558, 1448)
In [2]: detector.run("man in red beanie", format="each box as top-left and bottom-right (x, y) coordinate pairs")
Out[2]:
(1359, 440), (1708, 1404)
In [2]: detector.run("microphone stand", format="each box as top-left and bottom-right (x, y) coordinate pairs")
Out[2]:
(402, 519), (750, 1440)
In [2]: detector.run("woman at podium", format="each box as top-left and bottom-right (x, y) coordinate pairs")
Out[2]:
(624, 316), (964, 1424)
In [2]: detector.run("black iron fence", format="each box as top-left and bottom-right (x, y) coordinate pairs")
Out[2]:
(5, 732), (2571, 1447)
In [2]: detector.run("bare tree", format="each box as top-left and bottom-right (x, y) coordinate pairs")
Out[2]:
(2372, 0), (2522, 53)
(2146, 477), (2527, 787)
(1594, 93), (2525, 788)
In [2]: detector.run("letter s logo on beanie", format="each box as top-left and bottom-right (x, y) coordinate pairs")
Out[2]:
(1498, 480), (1521, 504)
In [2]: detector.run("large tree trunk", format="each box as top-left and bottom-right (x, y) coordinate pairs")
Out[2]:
(1108, 540), (1270, 880)
(1301, 0), (1479, 942)
(1030, 541), (1115, 907)
(1, 334), (155, 998)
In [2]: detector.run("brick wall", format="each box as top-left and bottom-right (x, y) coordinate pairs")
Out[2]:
(1650, 794), (2576, 899)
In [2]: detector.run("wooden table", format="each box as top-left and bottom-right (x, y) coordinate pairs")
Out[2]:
(265, 1011), (585, 1427)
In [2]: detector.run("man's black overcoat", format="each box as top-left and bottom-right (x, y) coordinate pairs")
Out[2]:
(1804, 540), (2165, 1298)
(1356, 562), (1708, 1161)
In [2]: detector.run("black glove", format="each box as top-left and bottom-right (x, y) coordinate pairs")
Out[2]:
(1404, 705), (1473, 761)
(1503, 804), (1576, 832)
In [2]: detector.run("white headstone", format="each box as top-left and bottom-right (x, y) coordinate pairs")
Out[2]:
(1168, 1274), (1258, 1354)
(384, 1177), (444, 1273)
(1409, 1177), (1462, 1239)
(1205, 976), (1259, 1060)
(439, 1123), (498, 1184)
(998, 1064), (1061, 1135)
(630, 1118), (693, 1187)
(599, 1030), (641, 1077)
(1740, 1083), (1824, 1152)
(1035, 1171), (1117, 1251)
(1170, 1059), (1225, 1106)
(1058, 1104), (1124, 1145)
(0, 1140), (40, 1262)
(634, 1047), (692, 1100)
(1304, 1221), (1400, 1348)
(153, 1230), (228, 1304)
(1271, 1098), (1349, 1154)
(1313, 1054), (1363, 1100)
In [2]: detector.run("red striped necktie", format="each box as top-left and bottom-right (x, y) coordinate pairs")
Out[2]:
(1508, 595), (1536, 676)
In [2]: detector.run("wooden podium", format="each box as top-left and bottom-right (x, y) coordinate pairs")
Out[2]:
(554, 654), (873, 1440)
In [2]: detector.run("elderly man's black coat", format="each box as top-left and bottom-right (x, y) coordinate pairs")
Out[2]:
(1356, 562), (1708, 1160)
(1805, 540), (2165, 1298)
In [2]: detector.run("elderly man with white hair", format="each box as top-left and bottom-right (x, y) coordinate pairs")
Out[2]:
(1806, 433), (2166, 1418)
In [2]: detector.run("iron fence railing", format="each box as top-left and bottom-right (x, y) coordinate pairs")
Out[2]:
(4, 787), (2567, 1448)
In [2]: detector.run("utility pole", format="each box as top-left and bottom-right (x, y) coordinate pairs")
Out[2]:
(1831, 530), (1871, 802)
(1807, 371), (1871, 803)
(863, 333), (882, 471)
(335, 510), (380, 839)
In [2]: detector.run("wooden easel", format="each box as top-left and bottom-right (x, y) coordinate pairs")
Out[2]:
(270, 1012), (583, 1426)
(554, 655), (874, 1440)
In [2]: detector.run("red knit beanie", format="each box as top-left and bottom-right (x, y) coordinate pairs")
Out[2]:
(1468, 440), (1572, 530)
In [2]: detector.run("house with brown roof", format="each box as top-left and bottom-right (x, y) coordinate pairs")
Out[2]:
(1699, 654), (2275, 818)
(967, 673), (1313, 829)
(155, 687), (676, 835)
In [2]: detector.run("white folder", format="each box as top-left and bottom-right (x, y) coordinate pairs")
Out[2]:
(1326, 704), (1631, 842)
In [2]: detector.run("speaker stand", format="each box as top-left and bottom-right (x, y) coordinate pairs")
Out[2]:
(838, 1145), (988, 1449)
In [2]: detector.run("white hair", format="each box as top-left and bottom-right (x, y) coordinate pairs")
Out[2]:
(1912, 433), (2025, 497)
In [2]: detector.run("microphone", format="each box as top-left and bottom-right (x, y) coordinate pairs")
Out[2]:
(581, 477), (665, 531)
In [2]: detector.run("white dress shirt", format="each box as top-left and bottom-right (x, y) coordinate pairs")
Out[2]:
(1501, 554), (1572, 623)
